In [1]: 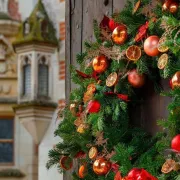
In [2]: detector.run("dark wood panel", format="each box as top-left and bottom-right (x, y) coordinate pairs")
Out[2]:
(82, 0), (113, 45)
(113, 0), (126, 12)
(65, 0), (71, 101)
(70, 0), (83, 90)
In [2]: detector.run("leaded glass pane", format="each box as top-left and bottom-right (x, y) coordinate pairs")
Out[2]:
(23, 64), (31, 95)
(38, 64), (48, 96)
(0, 120), (13, 139)
(0, 143), (13, 163)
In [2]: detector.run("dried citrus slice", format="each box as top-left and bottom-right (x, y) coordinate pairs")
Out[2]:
(158, 53), (168, 69)
(158, 37), (169, 53)
(74, 117), (84, 127)
(77, 124), (89, 134)
(87, 84), (96, 93)
(173, 163), (180, 171)
(89, 147), (98, 160)
(133, 0), (141, 14)
(60, 156), (73, 170)
(106, 72), (118, 87)
(126, 45), (141, 61)
(161, 159), (176, 174)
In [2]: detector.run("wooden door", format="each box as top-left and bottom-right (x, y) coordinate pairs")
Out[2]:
(65, 0), (171, 179)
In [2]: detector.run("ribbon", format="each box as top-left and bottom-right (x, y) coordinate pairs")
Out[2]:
(114, 171), (122, 180)
(74, 151), (86, 159)
(104, 92), (129, 102)
(134, 21), (149, 42)
(112, 163), (120, 173)
(128, 168), (157, 180)
(100, 15), (120, 32)
(76, 70), (99, 80)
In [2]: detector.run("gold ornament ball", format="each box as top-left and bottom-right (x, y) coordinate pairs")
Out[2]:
(92, 55), (108, 74)
(171, 71), (180, 89)
(93, 157), (111, 175)
(169, 2), (179, 13)
(112, 25), (128, 45)
(162, 0), (172, 11)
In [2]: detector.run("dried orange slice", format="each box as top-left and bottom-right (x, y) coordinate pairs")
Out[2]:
(126, 45), (141, 61)
(173, 163), (180, 171)
(158, 53), (168, 69)
(87, 84), (96, 93)
(106, 72), (118, 87)
(133, 0), (141, 14)
(158, 37), (169, 53)
(77, 124), (89, 134)
(60, 156), (73, 170)
(161, 159), (176, 174)
(74, 117), (84, 127)
(89, 147), (98, 160)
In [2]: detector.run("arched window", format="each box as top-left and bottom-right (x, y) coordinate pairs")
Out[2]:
(23, 57), (31, 96)
(38, 57), (48, 96)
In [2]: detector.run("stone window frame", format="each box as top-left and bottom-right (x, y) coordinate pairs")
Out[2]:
(38, 55), (49, 97)
(19, 54), (32, 100)
(37, 53), (52, 100)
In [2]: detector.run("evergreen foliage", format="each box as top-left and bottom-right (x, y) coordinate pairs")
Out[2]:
(47, 0), (180, 179)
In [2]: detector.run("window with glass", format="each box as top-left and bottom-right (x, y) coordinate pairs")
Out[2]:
(38, 57), (49, 96)
(0, 118), (14, 164)
(23, 57), (31, 96)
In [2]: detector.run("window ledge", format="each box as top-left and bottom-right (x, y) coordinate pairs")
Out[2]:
(0, 169), (25, 178)
(13, 100), (57, 110)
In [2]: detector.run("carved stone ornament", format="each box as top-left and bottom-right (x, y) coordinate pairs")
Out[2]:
(3, 84), (11, 94)
(0, 35), (13, 60)
(0, 43), (7, 60)
(0, 62), (7, 74)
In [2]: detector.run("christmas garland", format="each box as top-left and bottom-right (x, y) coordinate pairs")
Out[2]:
(47, 0), (180, 179)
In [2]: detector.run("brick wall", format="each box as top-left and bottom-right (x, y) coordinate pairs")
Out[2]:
(59, 22), (65, 41)
(8, 0), (21, 20)
(58, 99), (66, 109)
(58, 0), (65, 108)
(59, 61), (65, 80)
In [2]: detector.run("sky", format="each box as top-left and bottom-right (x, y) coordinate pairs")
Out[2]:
(18, 0), (37, 20)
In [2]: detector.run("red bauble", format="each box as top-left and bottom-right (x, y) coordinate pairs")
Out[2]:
(87, 100), (101, 113)
(128, 69), (145, 88)
(92, 55), (108, 74)
(109, 19), (120, 32)
(93, 157), (111, 175)
(144, 35), (160, 57)
(171, 134), (180, 152)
